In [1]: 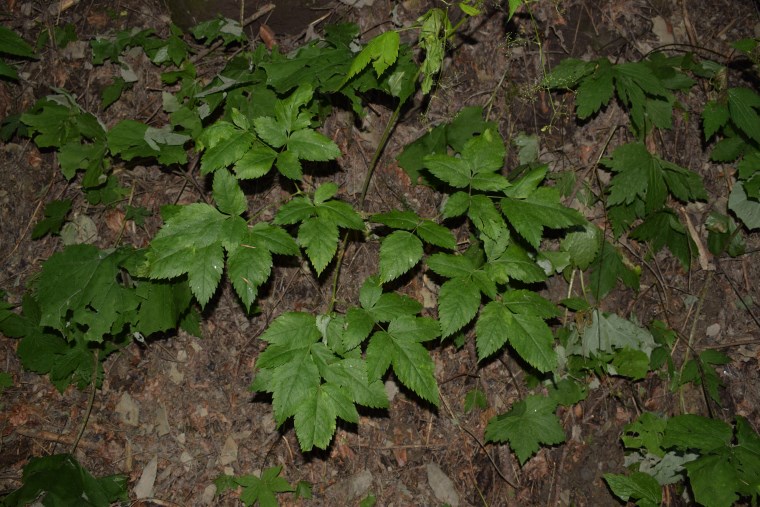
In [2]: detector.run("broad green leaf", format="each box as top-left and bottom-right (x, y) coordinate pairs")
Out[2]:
(343, 307), (376, 351)
(426, 252), (476, 279)
(485, 302), (556, 372)
(212, 168), (247, 216)
(32, 199), (72, 239)
(134, 279), (193, 337)
(438, 278), (480, 337)
(662, 414), (733, 453)
(249, 222), (299, 256)
(387, 315), (440, 343)
(610, 348), (650, 379)
(253, 115), (288, 148)
(442, 191), (470, 218)
(259, 312), (320, 346)
(543, 58), (596, 89)
(476, 301), (512, 359)
(332, 358), (388, 408)
(274, 196), (315, 225)
(372, 210), (419, 230)
(469, 194), (506, 240)
(366, 292), (422, 322)
(0, 26), (36, 58)
(294, 384), (339, 451)
(276, 149), (303, 180)
(234, 466), (294, 507)
(345, 30), (400, 81)
(185, 243), (224, 308)
(560, 222), (600, 270)
(630, 210), (693, 268)
(502, 289), (560, 319)
(298, 216), (339, 275)
(702, 100), (730, 140)
(501, 188), (585, 248)
(379, 230), (423, 282)
(287, 128), (341, 161)
(485, 395), (565, 465)
(424, 153), (471, 188)
(234, 144), (277, 179)
(416, 220), (457, 249)
(603, 472), (662, 507)
(464, 388), (488, 412)
(486, 244), (547, 284)
(573, 309), (656, 358)
(227, 240), (272, 311)
(588, 240), (640, 301)
(270, 350), (320, 423)
(314, 183), (339, 204)
(684, 453), (739, 507)
(196, 121), (255, 173)
(728, 87), (760, 144)
(576, 60), (614, 119)
(386, 320), (439, 405)
(316, 200), (365, 230)
(36, 245), (139, 341)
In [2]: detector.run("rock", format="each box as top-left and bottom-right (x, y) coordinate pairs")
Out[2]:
(426, 463), (460, 507)
(115, 392), (139, 426)
(133, 455), (158, 499)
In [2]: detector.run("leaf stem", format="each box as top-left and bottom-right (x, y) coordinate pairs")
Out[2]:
(70, 349), (99, 454)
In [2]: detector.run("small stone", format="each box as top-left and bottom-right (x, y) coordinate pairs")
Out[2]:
(706, 323), (721, 338)
(426, 463), (459, 507)
(115, 392), (139, 426)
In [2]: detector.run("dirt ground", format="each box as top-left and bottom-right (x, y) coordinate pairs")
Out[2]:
(2, 0), (760, 505)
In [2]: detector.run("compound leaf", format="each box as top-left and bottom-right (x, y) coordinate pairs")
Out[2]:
(298, 216), (339, 275)
(379, 230), (423, 282)
(438, 278), (480, 337)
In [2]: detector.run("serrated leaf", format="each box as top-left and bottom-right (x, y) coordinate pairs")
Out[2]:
(274, 196), (315, 225)
(379, 230), (423, 282)
(260, 312), (320, 346)
(197, 121), (255, 174)
(663, 414), (733, 453)
(0, 26), (36, 58)
(345, 30), (400, 81)
(588, 240), (640, 301)
(386, 322), (439, 405)
(469, 194), (506, 240)
(235, 466), (293, 507)
(501, 188), (585, 249)
(36, 245), (139, 340)
(372, 210), (419, 230)
(426, 252), (476, 278)
(287, 128), (341, 161)
(728, 87), (760, 144)
(270, 350), (319, 424)
(486, 244), (547, 284)
(485, 395), (565, 465)
(684, 453), (738, 507)
(32, 199), (72, 239)
(316, 200), (365, 230)
(366, 292), (422, 322)
(333, 358), (388, 408)
(502, 289), (560, 319)
(604, 472), (662, 507)
(227, 241), (272, 311)
(702, 100), (729, 140)
(212, 168), (247, 216)
(630, 209), (693, 268)
(442, 191), (470, 218)
(234, 144), (277, 179)
(185, 243), (224, 307)
(344, 307), (375, 351)
(424, 153), (471, 187)
(560, 222), (600, 270)
(611, 348), (650, 379)
(249, 222), (299, 256)
(314, 183), (339, 204)
(573, 309), (656, 358)
(294, 384), (339, 451)
(476, 301), (512, 359)
(543, 58), (595, 89)
(298, 216), (339, 275)
(576, 60), (614, 118)
(416, 220), (456, 249)
(275, 149), (303, 180)
(438, 278), (480, 337)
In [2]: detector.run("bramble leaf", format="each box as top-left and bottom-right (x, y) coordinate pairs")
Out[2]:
(501, 187), (585, 249)
(604, 472), (662, 507)
(298, 216), (339, 275)
(345, 30), (400, 81)
(438, 278), (480, 337)
(212, 168), (247, 216)
(485, 395), (565, 465)
(379, 230), (423, 282)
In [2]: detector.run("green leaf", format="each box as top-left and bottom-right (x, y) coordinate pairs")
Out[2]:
(684, 453), (739, 507)
(560, 222), (600, 270)
(365, 292), (422, 322)
(108, 120), (189, 166)
(1, 454), (127, 507)
(575, 60), (614, 118)
(0, 26), (36, 58)
(702, 100), (729, 140)
(630, 209), (693, 268)
(345, 30), (400, 81)
(485, 395), (565, 465)
(728, 87), (760, 144)
(227, 239), (272, 311)
(416, 220), (457, 249)
(254, 115), (288, 148)
(486, 244), (547, 284)
(234, 144), (277, 179)
(274, 196), (315, 225)
(385, 316), (440, 405)
(379, 230), (423, 282)
(235, 466), (294, 507)
(36, 245), (139, 341)
(543, 58), (596, 89)
(316, 200), (365, 230)
(212, 168), (247, 216)
(134, 279), (193, 337)
(294, 384), (339, 451)
(314, 182), (339, 204)
(276, 150), (303, 180)
(662, 414), (733, 453)
(438, 278), (480, 337)
(249, 222), (300, 256)
(610, 348), (650, 379)
(604, 472), (662, 507)
(32, 199), (72, 239)
(572, 309), (656, 358)
(298, 216), (339, 275)
(426, 252), (476, 279)
(197, 121), (256, 174)
(588, 240), (640, 301)
(464, 388), (488, 412)
(287, 128), (341, 161)
(501, 188), (585, 249)
(372, 210), (419, 230)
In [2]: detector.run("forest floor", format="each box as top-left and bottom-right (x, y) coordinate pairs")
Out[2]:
(2, 0), (760, 505)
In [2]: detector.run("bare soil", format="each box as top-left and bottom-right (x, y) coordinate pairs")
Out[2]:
(2, 0), (760, 506)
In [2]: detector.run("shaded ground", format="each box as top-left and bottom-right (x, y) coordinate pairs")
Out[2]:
(2, 0), (760, 505)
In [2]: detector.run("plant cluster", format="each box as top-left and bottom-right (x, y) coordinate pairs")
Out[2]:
(1, 2), (760, 506)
